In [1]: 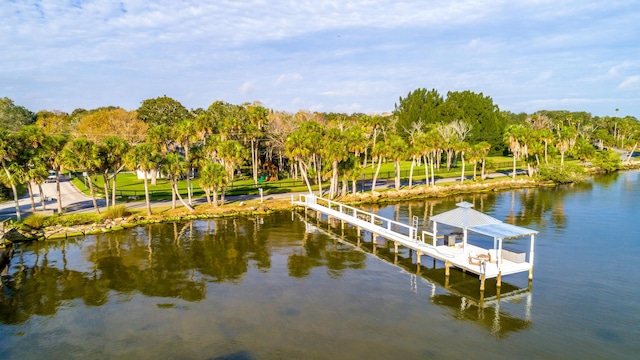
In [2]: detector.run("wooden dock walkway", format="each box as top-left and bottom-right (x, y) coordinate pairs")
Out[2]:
(293, 194), (536, 291)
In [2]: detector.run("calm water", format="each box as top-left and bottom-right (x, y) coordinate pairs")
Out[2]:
(1, 170), (639, 359)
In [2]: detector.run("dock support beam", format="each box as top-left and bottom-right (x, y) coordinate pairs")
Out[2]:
(528, 266), (534, 280)
(480, 274), (486, 291)
(445, 260), (450, 277)
(416, 251), (422, 265)
(496, 272), (502, 288)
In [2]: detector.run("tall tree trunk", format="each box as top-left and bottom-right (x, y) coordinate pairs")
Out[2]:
(173, 183), (194, 212)
(408, 157), (415, 189)
(371, 157), (382, 192)
(143, 172), (152, 216)
(2, 161), (21, 221)
(27, 182), (36, 212)
(298, 160), (313, 194)
(171, 179), (177, 209)
(38, 183), (46, 211)
(102, 172), (110, 208)
(395, 160), (401, 190)
(460, 152), (466, 184)
(55, 170), (63, 215)
(85, 172), (100, 214)
(423, 154), (429, 186)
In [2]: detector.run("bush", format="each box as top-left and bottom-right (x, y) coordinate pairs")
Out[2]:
(101, 205), (131, 220)
(591, 150), (621, 173)
(47, 213), (100, 227)
(22, 214), (47, 229)
(537, 162), (585, 184)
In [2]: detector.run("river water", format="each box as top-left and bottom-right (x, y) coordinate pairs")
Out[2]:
(1, 170), (639, 359)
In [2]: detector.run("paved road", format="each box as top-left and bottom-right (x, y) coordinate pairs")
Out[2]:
(0, 171), (517, 221)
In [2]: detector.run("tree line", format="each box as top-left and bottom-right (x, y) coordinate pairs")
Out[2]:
(1, 90), (639, 221)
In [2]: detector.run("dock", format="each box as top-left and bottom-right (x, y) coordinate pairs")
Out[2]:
(293, 194), (537, 291)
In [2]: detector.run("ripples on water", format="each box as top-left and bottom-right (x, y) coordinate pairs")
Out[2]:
(1, 170), (639, 359)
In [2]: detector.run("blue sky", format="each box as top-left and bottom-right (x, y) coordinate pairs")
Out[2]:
(1, 0), (639, 118)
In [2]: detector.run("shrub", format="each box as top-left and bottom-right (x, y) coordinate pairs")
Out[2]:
(22, 214), (47, 229)
(101, 205), (131, 220)
(43, 213), (100, 226)
(591, 150), (621, 173)
(537, 162), (585, 184)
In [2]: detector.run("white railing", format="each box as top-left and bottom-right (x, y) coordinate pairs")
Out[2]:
(297, 194), (417, 241)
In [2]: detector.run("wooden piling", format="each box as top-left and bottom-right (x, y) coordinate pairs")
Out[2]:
(496, 272), (502, 288)
(480, 274), (486, 291)
(445, 260), (450, 277)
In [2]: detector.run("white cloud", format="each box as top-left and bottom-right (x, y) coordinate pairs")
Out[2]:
(239, 81), (255, 95)
(618, 76), (640, 90)
(274, 73), (303, 87)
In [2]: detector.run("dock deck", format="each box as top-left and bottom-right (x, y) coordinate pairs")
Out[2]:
(293, 194), (536, 290)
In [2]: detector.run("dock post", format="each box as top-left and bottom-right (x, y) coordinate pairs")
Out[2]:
(394, 242), (398, 253)
(416, 251), (422, 265)
(480, 274), (486, 291)
(357, 226), (361, 238)
(496, 272), (502, 288)
(445, 260), (450, 277)
(528, 266), (534, 280)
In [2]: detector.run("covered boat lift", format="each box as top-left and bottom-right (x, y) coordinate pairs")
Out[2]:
(425, 201), (537, 290)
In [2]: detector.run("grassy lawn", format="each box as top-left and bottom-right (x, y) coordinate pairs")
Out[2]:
(71, 157), (524, 200)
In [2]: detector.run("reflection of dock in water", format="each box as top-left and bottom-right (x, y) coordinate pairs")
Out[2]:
(296, 212), (532, 337)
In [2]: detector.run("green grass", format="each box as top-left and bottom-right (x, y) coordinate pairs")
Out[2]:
(69, 157), (525, 200)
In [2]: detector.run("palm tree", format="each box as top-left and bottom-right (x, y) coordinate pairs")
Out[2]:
(386, 135), (408, 190)
(0, 128), (23, 221)
(42, 134), (68, 215)
(454, 141), (470, 183)
(173, 120), (197, 205)
(322, 128), (348, 199)
(199, 162), (228, 206)
(124, 144), (158, 217)
(284, 131), (314, 194)
(504, 124), (526, 179)
(101, 136), (130, 207)
(161, 152), (194, 211)
(61, 139), (102, 214)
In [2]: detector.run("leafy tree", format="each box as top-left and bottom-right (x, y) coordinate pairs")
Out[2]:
(0, 97), (36, 132)
(76, 108), (147, 144)
(137, 95), (192, 127)
(441, 90), (506, 154)
(394, 88), (443, 138)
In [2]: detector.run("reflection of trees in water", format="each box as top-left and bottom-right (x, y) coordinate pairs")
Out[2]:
(0, 213), (370, 325)
(287, 221), (367, 279)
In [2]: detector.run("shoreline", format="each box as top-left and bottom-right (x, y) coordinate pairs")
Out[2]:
(3, 162), (639, 243)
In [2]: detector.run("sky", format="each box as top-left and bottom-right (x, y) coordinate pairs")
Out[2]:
(1, 0), (639, 118)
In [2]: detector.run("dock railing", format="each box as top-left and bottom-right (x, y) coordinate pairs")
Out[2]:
(295, 194), (418, 242)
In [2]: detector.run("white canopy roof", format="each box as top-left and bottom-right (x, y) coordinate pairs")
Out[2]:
(430, 201), (538, 240)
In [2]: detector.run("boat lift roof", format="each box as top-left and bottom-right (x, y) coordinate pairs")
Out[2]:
(430, 201), (538, 240)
